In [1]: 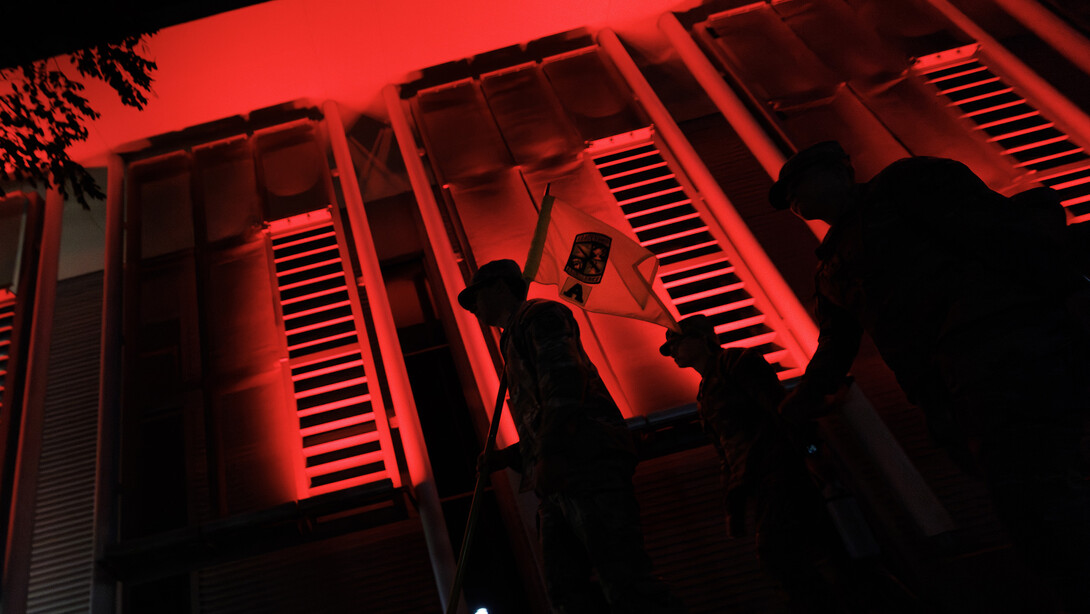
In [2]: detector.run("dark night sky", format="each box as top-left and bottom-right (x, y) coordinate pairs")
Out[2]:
(2, 1), (271, 68)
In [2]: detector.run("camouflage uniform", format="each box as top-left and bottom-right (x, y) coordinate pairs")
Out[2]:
(499, 298), (681, 614)
(699, 347), (845, 613)
(796, 157), (1090, 610)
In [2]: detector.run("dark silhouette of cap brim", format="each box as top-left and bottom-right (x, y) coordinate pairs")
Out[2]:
(457, 259), (525, 313)
(769, 141), (849, 210)
(659, 314), (716, 356)
(457, 285), (480, 312)
(659, 333), (681, 357)
(769, 181), (791, 211)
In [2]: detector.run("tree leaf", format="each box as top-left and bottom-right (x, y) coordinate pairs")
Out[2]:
(1, 33), (156, 209)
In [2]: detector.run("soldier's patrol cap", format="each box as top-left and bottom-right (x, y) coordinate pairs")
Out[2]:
(457, 259), (528, 312)
(659, 314), (717, 356)
(769, 141), (850, 210)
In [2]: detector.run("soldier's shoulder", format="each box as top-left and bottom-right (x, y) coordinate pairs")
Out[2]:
(717, 347), (748, 371)
(515, 299), (575, 334)
(873, 156), (980, 189)
(722, 346), (772, 371)
(521, 298), (572, 319)
(885, 155), (964, 171)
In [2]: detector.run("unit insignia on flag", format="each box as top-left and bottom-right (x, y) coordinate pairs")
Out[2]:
(564, 232), (611, 284)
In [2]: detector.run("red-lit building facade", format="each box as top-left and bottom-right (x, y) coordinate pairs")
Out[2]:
(2, 0), (1089, 612)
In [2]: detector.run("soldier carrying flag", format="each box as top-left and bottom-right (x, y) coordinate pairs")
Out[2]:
(451, 189), (683, 613)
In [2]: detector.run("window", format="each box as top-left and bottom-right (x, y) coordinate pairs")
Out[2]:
(266, 208), (401, 497)
(914, 44), (1090, 223)
(590, 131), (801, 378)
(119, 118), (404, 540)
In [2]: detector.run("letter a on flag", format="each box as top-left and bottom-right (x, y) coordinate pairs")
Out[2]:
(524, 193), (677, 330)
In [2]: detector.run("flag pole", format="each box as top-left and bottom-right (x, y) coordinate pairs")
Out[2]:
(445, 184), (551, 614)
(445, 372), (508, 614)
(522, 183), (553, 282)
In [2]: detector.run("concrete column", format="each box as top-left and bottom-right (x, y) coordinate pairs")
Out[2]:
(324, 100), (462, 613)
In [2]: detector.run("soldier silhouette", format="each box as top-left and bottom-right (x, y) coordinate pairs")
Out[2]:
(660, 315), (854, 612)
(661, 315), (922, 613)
(460, 259), (684, 614)
(772, 141), (1090, 612)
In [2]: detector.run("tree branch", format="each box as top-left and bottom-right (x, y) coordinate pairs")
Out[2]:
(1, 33), (156, 208)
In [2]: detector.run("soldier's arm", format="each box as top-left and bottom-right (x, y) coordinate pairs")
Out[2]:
(479, 444), (524, 474)
(734, 348), (786, 414)
(781, 295), (862, 420)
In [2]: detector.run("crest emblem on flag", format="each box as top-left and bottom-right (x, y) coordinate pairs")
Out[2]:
(564, 232), (611, 284)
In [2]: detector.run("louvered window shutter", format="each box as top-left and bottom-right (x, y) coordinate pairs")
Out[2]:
(590, 133), (801, 378)
(915, 45), (1090, 224)
(266, 208), (401, 498)
(0, 291), (12, 409)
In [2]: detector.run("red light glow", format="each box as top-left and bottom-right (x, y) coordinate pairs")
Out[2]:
(40, 0), (688, 167)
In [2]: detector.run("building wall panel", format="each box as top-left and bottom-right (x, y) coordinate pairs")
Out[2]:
(635, 445), (787, 613)
(26, 272), (103, 613)
(198, 518), (440, 614)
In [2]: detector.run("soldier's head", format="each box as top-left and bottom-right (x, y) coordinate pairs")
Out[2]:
(458, 259), (529, 328)
(770, 141), (855, 223)
(660, 315), (719, 370)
